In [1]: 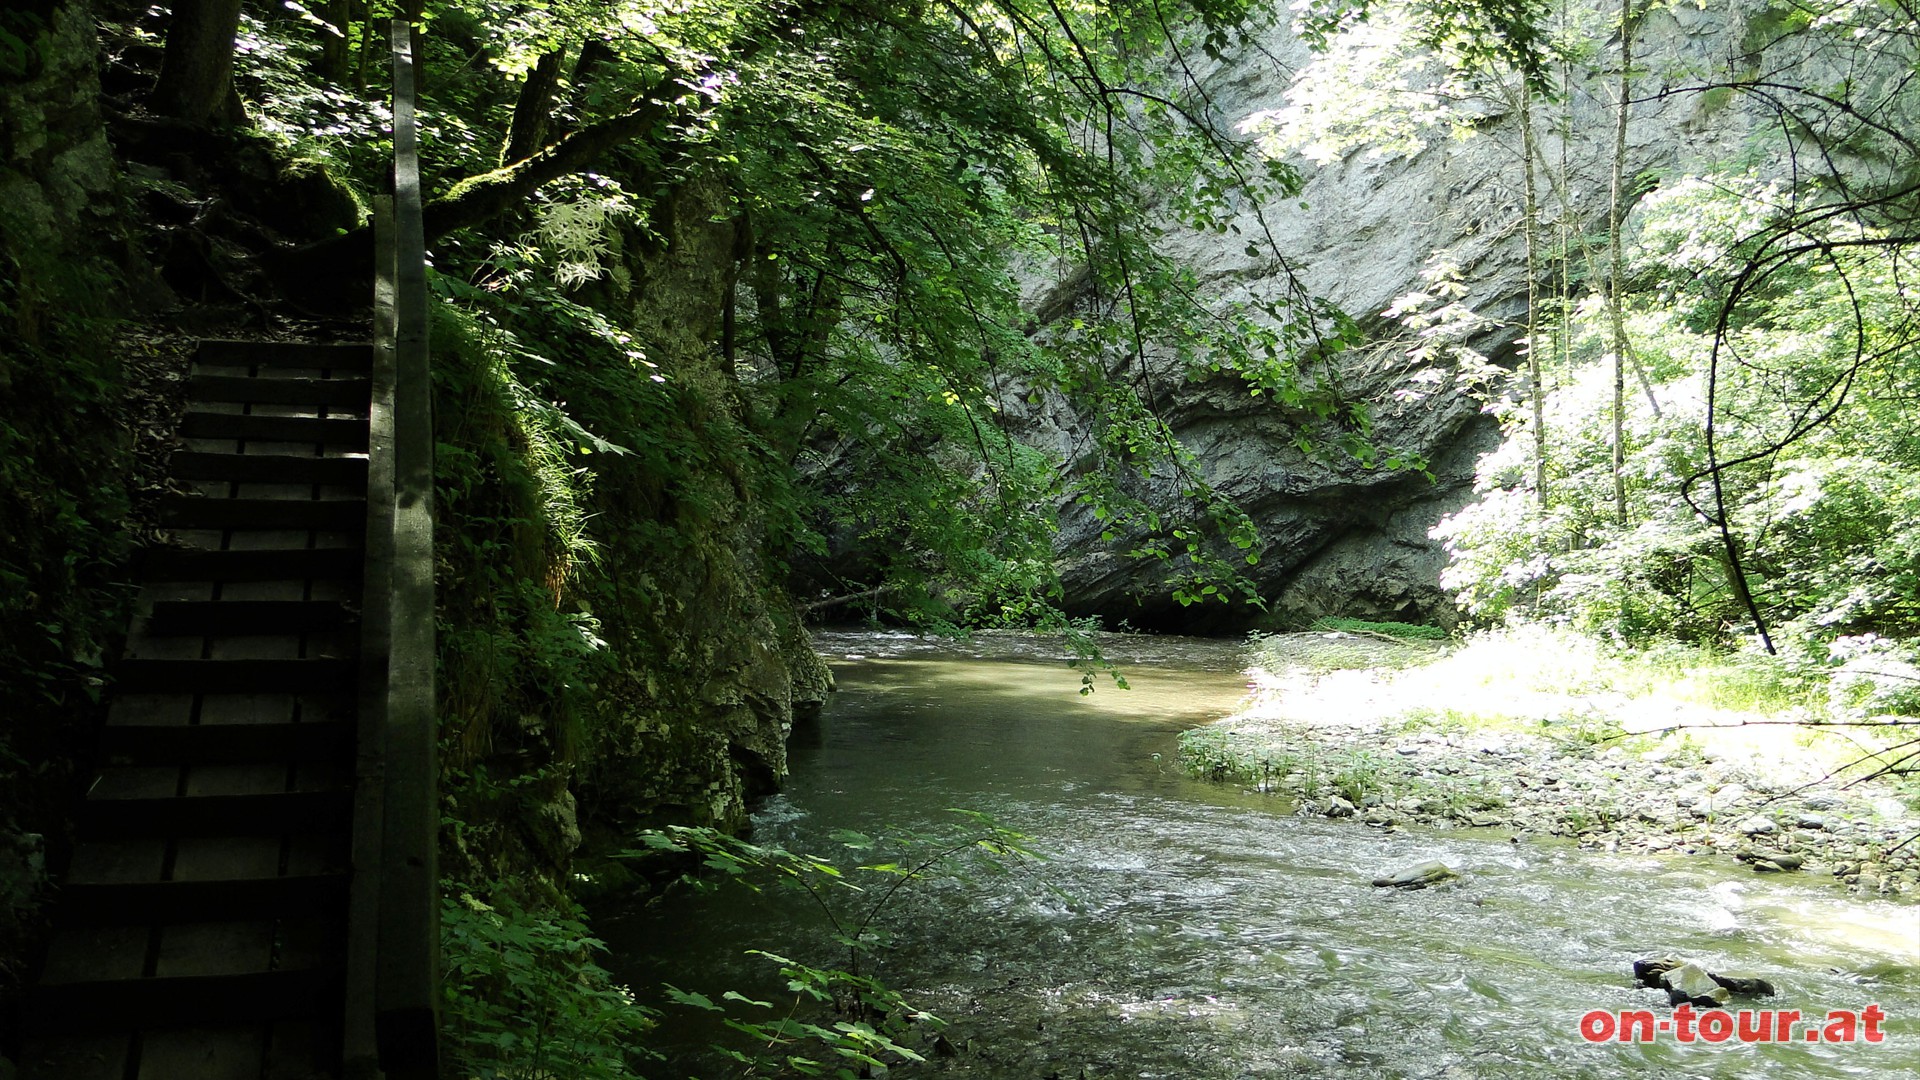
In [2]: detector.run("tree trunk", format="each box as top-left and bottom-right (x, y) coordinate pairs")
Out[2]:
(501, 48), (565, 165)
(429, 91), (679, 241)
(1519, 80), (1548, 505)
(268, 86), (684, 310)
(152, 0), (245, 126)
(151, 0), (247, 126)
(1607, 0), (1636, 528)
(558, 38), (615, 135)
(315, 0), (352, 84)
(353, 5), (376, 91)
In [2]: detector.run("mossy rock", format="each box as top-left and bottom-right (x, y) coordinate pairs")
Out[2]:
(223, 136), (363, 242)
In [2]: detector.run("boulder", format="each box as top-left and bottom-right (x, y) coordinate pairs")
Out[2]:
(1736, 848), (1805, 872)
(1661, 962), (1732, 1008)
(1633, 956), (1776, 1004)
(1372, 859), (1459, 889)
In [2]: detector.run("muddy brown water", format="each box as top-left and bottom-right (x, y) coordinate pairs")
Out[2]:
(599, 631), (1920, 1078)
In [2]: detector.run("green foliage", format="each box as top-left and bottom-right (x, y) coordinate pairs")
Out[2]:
(1435, 163), (1920, 651)
(442, 886), (658, 1079)
(1310, 616), (1450, 640)
(623, 811), (1043, 1075)
(432, 298), (609, 787)
(0, 220), (131, 988)
(1178, 728), (1408, 801)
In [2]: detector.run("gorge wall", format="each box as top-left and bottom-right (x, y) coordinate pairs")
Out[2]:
(1024, 0), (1800, 632)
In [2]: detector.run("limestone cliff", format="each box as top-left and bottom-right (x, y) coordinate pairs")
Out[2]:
(1027, 0), (1807, 631)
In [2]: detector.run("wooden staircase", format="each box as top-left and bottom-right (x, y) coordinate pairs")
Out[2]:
(19, 23), (441, 1077)
(22, 340), (375, 1079)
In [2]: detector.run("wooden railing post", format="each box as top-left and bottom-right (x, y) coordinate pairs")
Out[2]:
(343, 190), (398, 1079)
(359, 17), (442, 1078)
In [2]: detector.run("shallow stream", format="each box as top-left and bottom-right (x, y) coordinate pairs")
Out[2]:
(601, 631), (1920, 1078)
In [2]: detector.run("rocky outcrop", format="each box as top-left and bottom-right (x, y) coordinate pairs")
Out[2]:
(1027, 1), (1804, 630)
(0, 0), (135, 1001)
(436, 171), (837, 890)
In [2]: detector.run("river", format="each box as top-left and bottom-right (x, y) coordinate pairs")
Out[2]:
(599, 631), (1920, 1078)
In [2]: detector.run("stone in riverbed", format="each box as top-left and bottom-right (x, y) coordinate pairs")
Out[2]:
(1633, 957), (1775, 1004)
(1660, 962), (1732, 1008)
(1737, 848), (1806, 872)
(1372, 859), (1459, 889)
(1735, 815), (1779, 837)
(1324, 795), (1356, 818)
(1710, 973), (1778, 998)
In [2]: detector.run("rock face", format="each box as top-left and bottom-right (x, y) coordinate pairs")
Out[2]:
(436, 172), (837, 891)
(0, 0), (137, 997)
(1026, 1), (1808, 631)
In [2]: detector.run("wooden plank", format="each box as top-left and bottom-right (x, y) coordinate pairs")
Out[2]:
(89, 766), (183, 800)
(100, 721), (351, 765)
(137, 1026), (270, 1080)
(160, 496), (366, 532)
(114, 658), (355, 693)
(197, 340), (374, 371)
(178, 412), (369, 450)
(172, 836), (282, 882)
(78, 791), (352, 838)
(18, 1033), (133, 1080)
(155, 920), (277, 977)
(36, 926), (152, 983)
(188, 374), (371, 407)
(24, 970), (344, 1032)
(170, 451), (369, 487)
(63, 838), (168, 884)
(197, 693), (300, 727)
(140, 547), (362, 583)
(267, 1020), (339, 1080)
(107, 693), (194, 727)
(148, 600), (353, 636)
(50, 876), (351, 927)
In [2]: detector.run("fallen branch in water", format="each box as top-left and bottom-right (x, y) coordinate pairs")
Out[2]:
(801, 586), (892, 613)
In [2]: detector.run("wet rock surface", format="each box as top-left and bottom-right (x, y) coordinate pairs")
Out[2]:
(1371, 859), (1459, 889)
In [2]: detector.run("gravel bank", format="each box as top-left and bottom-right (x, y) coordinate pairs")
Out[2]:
(1183, 630), (1920, 900)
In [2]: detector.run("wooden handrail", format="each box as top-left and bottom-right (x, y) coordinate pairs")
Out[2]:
(349, 18), (441, 1079)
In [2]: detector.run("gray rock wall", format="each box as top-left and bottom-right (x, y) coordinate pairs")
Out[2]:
(1027, 0), (1786, 630)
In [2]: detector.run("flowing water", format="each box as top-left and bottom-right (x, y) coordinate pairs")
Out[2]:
(599, 631), (1920, 1078)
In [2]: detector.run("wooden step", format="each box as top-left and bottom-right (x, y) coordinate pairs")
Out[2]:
(114, 658), (355, 693)
(101, 721), (352, 765)
(198, 339), (373, 372)
(140, 546), (363, 583)
(79, 790), (353, 839)
(146, 600), (354, 636)
(160, 495), (366, 532)
(50, 874), (350, 927)
(179, 411), (369, 450)
(25, 969), (344, 1033)
(170, 451), (369, 486)
(187, 374), (371, 409)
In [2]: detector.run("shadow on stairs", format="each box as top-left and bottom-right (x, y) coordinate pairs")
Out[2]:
(22, 339), (372, 1080)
